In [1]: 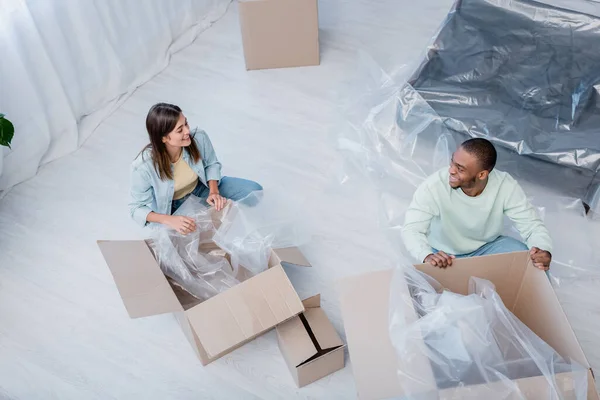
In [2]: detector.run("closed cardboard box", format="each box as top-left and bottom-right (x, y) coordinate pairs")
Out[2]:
(239, 0), (319, 70)
(337, 252), (599, 400)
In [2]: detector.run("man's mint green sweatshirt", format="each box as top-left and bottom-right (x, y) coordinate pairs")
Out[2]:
(401, 168), (553, 262)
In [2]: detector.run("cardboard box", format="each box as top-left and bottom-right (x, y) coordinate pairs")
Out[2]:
(238, 0), (319, 70)
(337, 251), (599, 400)
(97, 240), (312, 365)
(276, 294), (345, 387)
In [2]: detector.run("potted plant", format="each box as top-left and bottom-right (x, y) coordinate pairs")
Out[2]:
(0, 113), (14, 148)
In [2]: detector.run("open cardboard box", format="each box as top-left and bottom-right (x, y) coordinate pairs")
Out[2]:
(337, 251), (599, 400)
(97, 239), (311, 366)
(276, 294), (346, 387)
(238, 0), (319, 70)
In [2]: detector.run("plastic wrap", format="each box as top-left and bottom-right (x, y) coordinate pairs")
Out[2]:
(148, 195), (240, 301)
(338, 0), (600, 214)
(389, 266), (589, 399)
(212, 190), (309, 275)
(148, 191), (309, 301)
(406, 0), (600, 213)
(336, 21), (600, 388)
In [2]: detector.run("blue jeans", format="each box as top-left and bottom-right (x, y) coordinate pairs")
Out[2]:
(434, 236), (528, 258)
(171, 176), (263, 214)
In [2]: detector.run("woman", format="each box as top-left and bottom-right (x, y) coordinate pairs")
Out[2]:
(129, 103), (262, 234)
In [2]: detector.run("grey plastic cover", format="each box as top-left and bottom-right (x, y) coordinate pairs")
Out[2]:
(407, 0), (600, 211)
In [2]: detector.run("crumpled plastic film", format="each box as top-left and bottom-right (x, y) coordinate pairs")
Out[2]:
(337, 59), (458, 259)
(148, 191), (309, 301)
(213, 190), (310, 274)
(389, 266), (589, 399)
(336, 44), (600, 386)
(148, 195), (239, 301)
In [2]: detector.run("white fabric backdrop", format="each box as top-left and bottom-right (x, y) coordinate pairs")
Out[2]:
(0, 0), (231, 192)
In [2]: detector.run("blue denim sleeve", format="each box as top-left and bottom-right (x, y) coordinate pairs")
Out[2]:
(197, 130), (222, 182)
(129, 163), (154, 227)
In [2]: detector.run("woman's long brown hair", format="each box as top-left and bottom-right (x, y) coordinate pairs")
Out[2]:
(140, 103), (201, 180)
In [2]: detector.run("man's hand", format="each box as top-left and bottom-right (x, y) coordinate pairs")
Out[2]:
(424, 251), (455, 268)
(530, 247), (551, 271)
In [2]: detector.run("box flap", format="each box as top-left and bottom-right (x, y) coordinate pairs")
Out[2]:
(337, 269), (435, 400)
(97, 240), (183, 318)
(304, 307), (343, 351)
(296, 345), (345, 388)
(513, 259), (591, 369)
(277, 314), (318, 367)
(416, 251), (529, 307)
(588, 369), (600, 400)
(186, 265), (304, 358)
(302, 294), (320, 308)
(277, 306), (344, 368)
(273, 247), (311, 267)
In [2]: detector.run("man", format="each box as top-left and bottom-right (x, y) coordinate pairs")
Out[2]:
(401, 138), (552, 270)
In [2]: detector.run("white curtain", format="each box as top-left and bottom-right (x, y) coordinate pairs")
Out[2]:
(0, 0), (231, 192)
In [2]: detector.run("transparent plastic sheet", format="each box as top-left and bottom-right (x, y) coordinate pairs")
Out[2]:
(406, 0), (600, 213)
(148, 191), (309, 301)
(212, 190), (310, 275)
(148, 195), (240, 301)
(337, 56), (459, 261)
(336, 46), (600, 393)
(389, 266), (589, 399)
(336, 0), (600, 213)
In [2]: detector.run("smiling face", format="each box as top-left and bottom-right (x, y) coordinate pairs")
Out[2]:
(448, 146), (489, 190)
(162, 113), (192, 148)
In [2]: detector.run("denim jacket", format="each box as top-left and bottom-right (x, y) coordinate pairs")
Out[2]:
(129, 129), (222, 227)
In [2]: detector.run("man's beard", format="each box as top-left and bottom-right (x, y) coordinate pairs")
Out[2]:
(451, 176), (477, 190)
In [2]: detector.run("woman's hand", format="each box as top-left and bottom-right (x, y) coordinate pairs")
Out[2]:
(207, 192), (226, 211)
(165, 215), (197, 235)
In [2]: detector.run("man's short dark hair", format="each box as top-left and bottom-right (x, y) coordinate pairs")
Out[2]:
(460, 138), (497, 172)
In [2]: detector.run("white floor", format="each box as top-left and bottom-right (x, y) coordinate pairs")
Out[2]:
(1, 1), (599, 399)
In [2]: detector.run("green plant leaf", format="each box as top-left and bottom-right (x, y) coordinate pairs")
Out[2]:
(0, 116), (15, 148)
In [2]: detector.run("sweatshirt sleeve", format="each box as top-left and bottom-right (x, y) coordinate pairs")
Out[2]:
(401, 183), (439, 262)
(503, 178), (553, 252)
